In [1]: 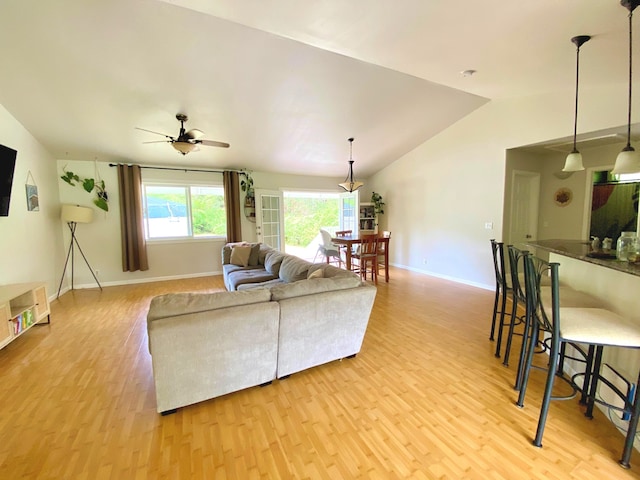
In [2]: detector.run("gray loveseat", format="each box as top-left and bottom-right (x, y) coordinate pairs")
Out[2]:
(147, 245), (377, 414)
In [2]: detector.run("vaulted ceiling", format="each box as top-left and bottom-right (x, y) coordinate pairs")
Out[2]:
(0, 0), (635, 177)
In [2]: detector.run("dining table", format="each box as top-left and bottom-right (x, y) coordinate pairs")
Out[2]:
(331, 233), (390, 282)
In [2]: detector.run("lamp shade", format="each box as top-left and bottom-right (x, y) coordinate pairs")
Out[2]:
(61, 204), (93, 223)
(172, 141), (197, 154)
(562, 151), (585, 172)
(611, 146), (640, 174)
(338, 180), (364, 193)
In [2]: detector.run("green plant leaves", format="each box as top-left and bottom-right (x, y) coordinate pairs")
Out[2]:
(61, 168), (109, 212)
(82, 178), (95, 193)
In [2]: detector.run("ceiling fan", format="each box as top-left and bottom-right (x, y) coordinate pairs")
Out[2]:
(136, 113), (230, 155)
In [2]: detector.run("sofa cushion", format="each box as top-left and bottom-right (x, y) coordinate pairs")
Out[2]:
(230, 245), (252, 267)
(279, 255), (312, 283)
(258, 244), (274, 265)
(308, 268), (324, 279)
(228, 269), (279, 291)
(237, 278), (284, 290)
(265, 251), (285, 276)
(270, 276), (362, 301)
(148, 289), (272, 321)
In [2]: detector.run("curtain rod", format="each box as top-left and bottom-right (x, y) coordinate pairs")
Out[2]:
(108, 163), (246, 174)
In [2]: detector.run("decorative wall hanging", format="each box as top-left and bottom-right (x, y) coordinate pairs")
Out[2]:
(554, 187), (573, 207)
(25, 171), (39, 212)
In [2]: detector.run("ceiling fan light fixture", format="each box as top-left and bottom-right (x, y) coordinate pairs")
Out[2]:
(172, 141), (197, 155)
(562, 35), (590, 172)
(186, 129), (204, 140)
(612, 0), (640, 175)
(338, 138), (364, 193)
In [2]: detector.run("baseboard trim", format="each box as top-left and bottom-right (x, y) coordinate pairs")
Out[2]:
(390, 262), (494, 291)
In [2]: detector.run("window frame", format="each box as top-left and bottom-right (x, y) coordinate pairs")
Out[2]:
(142, 180), (227, 242)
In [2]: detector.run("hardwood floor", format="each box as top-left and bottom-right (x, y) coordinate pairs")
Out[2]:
(1, 268), (639, 479)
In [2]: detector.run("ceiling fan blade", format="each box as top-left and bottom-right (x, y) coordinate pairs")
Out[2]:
(200, 139), (230, 148)
(142, 140), (170, 144)
(185, 129), (204, 140)
(135, 127), (175, 140)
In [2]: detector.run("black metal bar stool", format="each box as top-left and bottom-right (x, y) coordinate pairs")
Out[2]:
(517, 252), (640, 468)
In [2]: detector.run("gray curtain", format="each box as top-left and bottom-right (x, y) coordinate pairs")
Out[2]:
(117, 164), (149, 272)
(223, 171), (242, 242)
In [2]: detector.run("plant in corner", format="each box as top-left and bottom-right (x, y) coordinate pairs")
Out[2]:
(60, 169), (109, 212)
(371, 192), (385, 216)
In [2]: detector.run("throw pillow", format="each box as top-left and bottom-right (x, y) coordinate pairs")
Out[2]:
(308, 269), (324, 279)
(222, 242), (246, 264)
(264, 252), (284, 276)
(248, 243), (261, 266)
(230, 245), (252, 267)
(279, 255), (310, 282)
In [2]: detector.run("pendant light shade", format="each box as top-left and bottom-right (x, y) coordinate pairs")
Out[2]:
(612, 0), (640, 175)
(562, 35), (590, 172)
(338, 138), (364, 192)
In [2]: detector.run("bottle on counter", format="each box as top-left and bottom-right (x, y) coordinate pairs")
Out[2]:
(616, 231), (638, 261)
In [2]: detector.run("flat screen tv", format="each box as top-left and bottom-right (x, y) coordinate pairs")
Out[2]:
(0, 144), (17, 217)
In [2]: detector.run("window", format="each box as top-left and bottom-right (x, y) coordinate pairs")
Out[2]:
(143, 184), (226, 240)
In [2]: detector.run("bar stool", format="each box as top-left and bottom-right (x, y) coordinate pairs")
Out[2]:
(489, 239), (511, 358)
(505, 245), (604, 390)
(517, 252), (640, 468)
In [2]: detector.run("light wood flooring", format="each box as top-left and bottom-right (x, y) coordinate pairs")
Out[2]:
(1, 268), (639, 479)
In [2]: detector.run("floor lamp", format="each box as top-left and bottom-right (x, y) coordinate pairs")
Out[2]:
(57, 204), (103, 298)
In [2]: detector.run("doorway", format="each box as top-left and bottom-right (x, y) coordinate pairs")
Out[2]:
(509, 170), (541, 245)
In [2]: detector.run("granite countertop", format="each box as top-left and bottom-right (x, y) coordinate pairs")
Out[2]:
(525, 239), (640, 277)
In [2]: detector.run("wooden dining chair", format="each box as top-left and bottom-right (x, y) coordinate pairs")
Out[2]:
(335, 230), (354, 268)
(377, 231), (391, 278)
(353, 234), (379, 284)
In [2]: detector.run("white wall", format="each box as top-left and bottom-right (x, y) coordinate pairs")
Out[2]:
(55, 160), (351, 287)
(367, 84), (633, 289)
(3, 80), (635, 294)
(0, 105), (64, 297)
(503, 141), (632, 246)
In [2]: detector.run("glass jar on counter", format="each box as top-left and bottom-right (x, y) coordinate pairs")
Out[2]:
(616, 231), (638, 261)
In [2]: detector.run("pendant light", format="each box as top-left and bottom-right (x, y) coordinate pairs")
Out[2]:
(338, 137), (364, 192)
(562, 35), (591, 172)
(612, 0), (640, 175)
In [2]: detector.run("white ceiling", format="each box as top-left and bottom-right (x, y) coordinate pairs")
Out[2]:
(0, 0), (636, 177)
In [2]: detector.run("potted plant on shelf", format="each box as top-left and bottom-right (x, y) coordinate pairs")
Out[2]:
(371, 192), (385, 216)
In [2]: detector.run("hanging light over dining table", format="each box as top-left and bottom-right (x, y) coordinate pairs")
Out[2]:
(338, 137), (364, 193)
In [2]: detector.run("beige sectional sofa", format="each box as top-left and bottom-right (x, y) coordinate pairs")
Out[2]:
(147, 245), (377, 414)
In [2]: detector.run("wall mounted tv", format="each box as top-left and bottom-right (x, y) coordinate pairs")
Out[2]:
(0, 144), (17, 217)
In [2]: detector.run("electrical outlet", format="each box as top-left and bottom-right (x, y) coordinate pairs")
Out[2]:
(423, 258), (427, 265)
(95, 269), (100, 277)
(484, 222), (493, 230)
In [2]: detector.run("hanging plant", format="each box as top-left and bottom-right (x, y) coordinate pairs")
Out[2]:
(241, 170), (254, 196)
(60, 167), (109, 212)
(371, 192), (385, 215)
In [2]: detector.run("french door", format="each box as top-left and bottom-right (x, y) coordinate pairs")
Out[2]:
(339, 191), (359, 234)
(255, 189), (284, 251)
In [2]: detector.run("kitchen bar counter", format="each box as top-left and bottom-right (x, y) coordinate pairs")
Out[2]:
(525, 239), (640, 277)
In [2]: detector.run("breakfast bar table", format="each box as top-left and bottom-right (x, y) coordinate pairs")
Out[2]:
(331, 233), (390, 282)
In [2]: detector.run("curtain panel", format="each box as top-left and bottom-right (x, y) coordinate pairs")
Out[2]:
(117, 164), (149, 272)
(223, 170), (242, 243)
